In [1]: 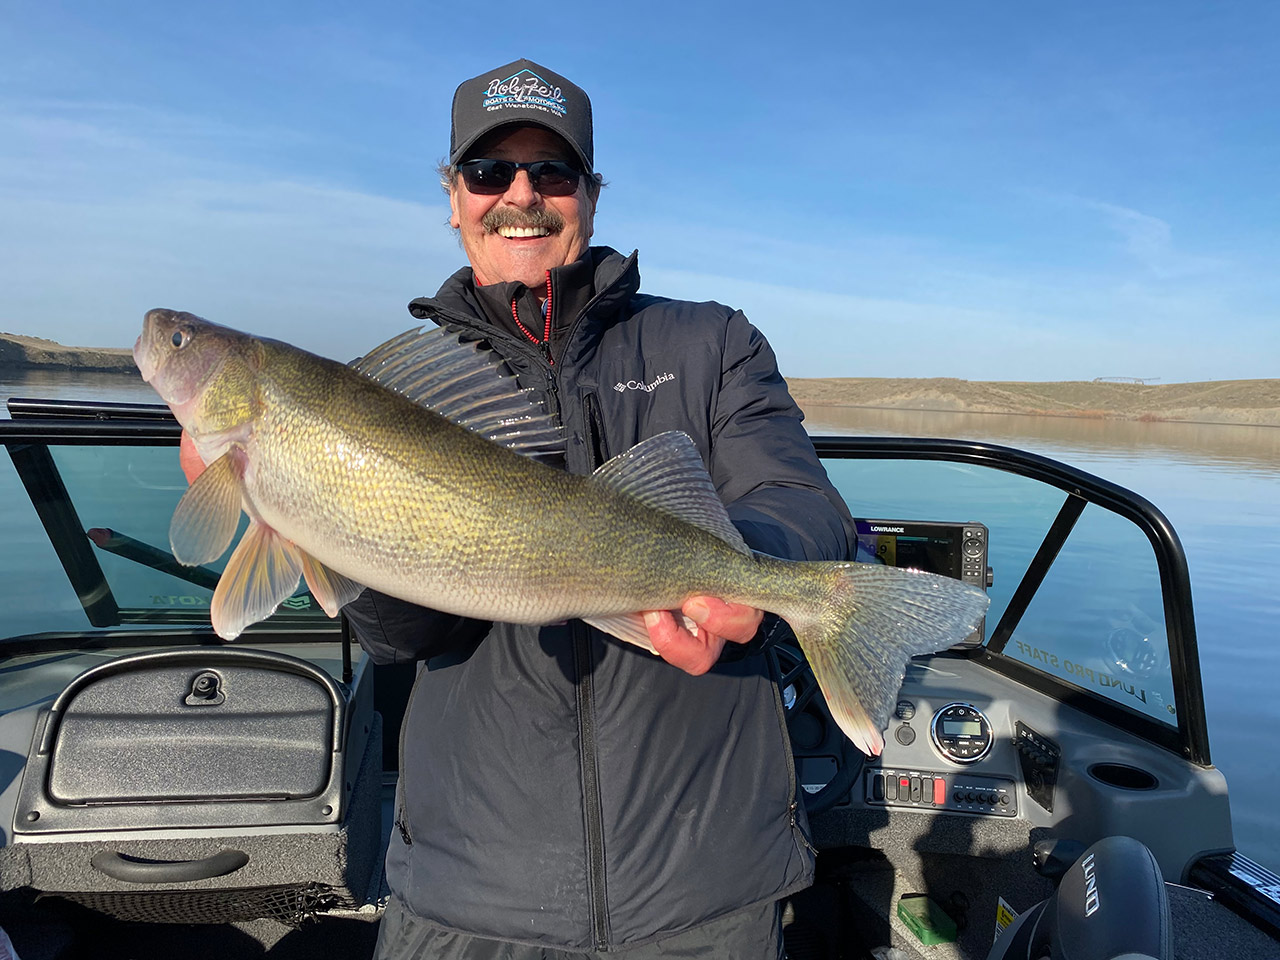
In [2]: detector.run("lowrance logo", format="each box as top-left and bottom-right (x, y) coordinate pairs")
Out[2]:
(870, 525), (905, 533)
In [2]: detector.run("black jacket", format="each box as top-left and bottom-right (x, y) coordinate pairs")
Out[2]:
(344, 247), (853, 951)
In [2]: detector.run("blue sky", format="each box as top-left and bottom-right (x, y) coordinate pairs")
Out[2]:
(1, 1), (1276, 381)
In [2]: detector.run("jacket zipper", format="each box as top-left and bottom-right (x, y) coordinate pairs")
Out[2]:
(573, 620), (610, 949)
(582, 392), (610, 467)
(556, 250), (637, 363)
(395, 662), (433, 846)
(417, 279), (636, 946)
(769, 655), (818, 856)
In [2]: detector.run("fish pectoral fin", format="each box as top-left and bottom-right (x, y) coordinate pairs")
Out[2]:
(170, 452), (244, 565)
(590, 432), (750, 554)
(300, 554), (365, 618)
(210, 520), (304, 640)
(581, 612), (703, 656)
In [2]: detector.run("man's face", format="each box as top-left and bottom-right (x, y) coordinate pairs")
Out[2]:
(449, 125), (596, 288)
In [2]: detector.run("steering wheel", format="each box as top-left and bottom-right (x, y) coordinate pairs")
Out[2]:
(769, 639), (864, 815)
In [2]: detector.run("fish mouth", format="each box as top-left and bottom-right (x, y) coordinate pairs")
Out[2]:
(132, 331), (156, 382)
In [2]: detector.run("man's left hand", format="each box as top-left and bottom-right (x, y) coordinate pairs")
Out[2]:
(643, 597), (764, 676)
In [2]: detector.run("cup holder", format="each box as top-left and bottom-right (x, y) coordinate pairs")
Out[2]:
(1088, 762), (1158, 790)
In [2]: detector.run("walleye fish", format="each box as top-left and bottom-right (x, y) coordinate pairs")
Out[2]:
(134, 308), (988, 756)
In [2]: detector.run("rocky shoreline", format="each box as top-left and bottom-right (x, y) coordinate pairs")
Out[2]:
(0, 332), (138, 375)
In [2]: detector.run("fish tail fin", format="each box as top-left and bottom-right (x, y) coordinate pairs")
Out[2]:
(789, 563), (990, 757)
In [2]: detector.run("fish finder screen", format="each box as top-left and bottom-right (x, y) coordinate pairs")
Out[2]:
(854, 533), (961, 579)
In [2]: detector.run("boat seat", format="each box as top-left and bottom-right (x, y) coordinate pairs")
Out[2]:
(986, 835), (1171, 960)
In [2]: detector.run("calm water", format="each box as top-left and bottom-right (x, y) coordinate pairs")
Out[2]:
(3, 373), (1278, 872)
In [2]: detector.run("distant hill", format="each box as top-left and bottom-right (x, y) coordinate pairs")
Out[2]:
(3, 331), (1275, 426)
(0, 332), (138, 374)
(787, 376), (1280, 427)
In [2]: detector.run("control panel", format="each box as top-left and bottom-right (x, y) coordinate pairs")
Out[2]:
(865, 769), (1017, 817)
(1014, 720), (1061, 813)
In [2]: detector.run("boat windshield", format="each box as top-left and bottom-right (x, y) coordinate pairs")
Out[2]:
(822, 453), (1179, 731)
(4, 437), (334, 642)
(3, 407), (1196, 758)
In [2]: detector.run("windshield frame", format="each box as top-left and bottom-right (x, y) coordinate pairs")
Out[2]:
(812, 434), (1209, 767)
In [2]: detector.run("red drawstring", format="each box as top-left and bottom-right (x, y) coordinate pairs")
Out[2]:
(510, 273), (554, 364)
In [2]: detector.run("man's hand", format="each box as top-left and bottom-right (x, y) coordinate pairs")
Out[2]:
(179, 430), (206, 483)
(643, 597), (764, 676)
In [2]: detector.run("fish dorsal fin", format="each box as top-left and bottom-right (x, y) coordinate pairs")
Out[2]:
(352, 326), (564, 461)
(590, 431), (750, 554)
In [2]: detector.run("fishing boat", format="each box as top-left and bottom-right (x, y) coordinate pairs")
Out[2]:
(0, 396), (1276, 959)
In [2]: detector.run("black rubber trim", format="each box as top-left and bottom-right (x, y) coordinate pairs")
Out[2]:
(1189, 852), (1280, 939)
(7, 397), (177, 421)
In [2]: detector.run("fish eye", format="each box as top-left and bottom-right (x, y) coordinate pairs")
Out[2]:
(171, 330), (190, 349)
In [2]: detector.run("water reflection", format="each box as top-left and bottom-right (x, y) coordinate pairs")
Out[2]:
(802, 403), (1280, 474)
(1, 370), (158, 415)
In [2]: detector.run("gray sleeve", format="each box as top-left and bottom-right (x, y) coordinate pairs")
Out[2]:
(342, 589), (492, 665)
(711, 311), (854, 564)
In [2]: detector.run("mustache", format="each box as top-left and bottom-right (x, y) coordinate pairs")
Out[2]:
(482, 206), (565, 235)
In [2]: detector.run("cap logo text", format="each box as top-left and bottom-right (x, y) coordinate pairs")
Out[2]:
(484, 69), (567, 119)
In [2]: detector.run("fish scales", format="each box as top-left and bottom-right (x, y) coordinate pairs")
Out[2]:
(239, 347), (749, 623)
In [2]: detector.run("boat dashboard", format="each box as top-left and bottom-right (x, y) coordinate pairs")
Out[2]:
(795, 652), (1230, 874)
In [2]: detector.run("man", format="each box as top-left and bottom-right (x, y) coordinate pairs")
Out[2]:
(345, 59), (854, 959)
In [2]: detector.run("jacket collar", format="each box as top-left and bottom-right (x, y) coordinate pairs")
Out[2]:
(408, 246), (641, 353)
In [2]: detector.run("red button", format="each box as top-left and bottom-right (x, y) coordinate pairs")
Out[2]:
(933, 778), (947, 805)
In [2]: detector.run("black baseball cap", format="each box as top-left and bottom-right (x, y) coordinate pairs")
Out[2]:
(449, 58), (594, 174)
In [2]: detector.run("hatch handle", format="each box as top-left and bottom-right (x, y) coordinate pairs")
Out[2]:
(90, 849), (250, 883)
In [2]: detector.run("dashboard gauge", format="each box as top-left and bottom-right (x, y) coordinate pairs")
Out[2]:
(930, 702), (993, 764)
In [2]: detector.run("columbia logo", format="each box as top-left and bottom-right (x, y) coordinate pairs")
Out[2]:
(613, 373), (676, 394)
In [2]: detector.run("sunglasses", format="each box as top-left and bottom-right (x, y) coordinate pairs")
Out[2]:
(458, 159), (582, 197)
